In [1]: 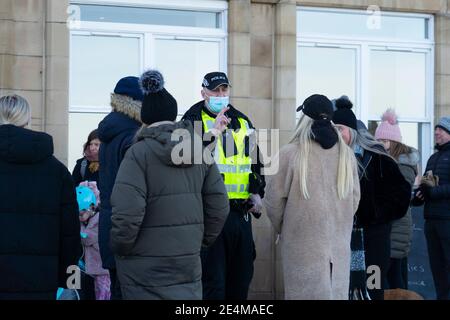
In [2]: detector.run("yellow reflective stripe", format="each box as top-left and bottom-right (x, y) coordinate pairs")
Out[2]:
(225, 184), (249, 193)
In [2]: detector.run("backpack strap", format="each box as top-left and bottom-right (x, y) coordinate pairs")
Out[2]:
(80, 159), (88, 180)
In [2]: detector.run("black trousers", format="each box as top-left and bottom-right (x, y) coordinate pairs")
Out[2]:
(201, 209), (255, 300)
(425, 219), (450, 300)
(364, 223), (392, 300)
(387, 257), (408, 290)
(108, 268), (123, 300)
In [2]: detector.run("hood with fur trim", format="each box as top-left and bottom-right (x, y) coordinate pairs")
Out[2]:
(398, 148), (420, 168)
(110, 93), (142, 123)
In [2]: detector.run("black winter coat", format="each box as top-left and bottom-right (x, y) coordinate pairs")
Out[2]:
(0, 125), (81, 300)
(97, 111), (141, 270)
(423, 142), (450, 220)
(355, 149), (411, 228)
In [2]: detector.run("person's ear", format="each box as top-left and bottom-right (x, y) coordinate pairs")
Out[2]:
(201, 89), (207, 100)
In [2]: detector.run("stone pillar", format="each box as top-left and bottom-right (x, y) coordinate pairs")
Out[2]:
(0, 0), (70, 164)
(273, 0), (297, 300)
(228, 0), (252, 116)
(228, 0), (278, 300)
(274, 0), (296, 145)
(227, 0), (297, 300)
(45, 0), (70, 164)
(248, 2), (276, 300)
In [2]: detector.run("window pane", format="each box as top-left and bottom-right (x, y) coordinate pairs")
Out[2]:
(70, 34), (141, 108)
(76, 4), (220, 28)
(369, 50), (426, 118)
(297, 45), (356, 110)
(154, 39), (220, 115)
(298, 9), (428, 41)
(68, 112), (107, 172)
(399, 122), (420, 150)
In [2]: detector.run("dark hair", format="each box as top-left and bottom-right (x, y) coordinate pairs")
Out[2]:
(389, 140), (413, 160)
(83, 129), (99, 154)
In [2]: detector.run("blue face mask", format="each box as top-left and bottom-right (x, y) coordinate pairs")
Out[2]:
(207, 96), (229, 113)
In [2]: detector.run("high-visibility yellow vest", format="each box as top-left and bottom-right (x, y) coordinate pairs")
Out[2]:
(201, 110), (252, 200)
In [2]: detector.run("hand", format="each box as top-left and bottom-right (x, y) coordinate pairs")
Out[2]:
(247, 194), (263, 214)
(415, 190), (424, 201)
(212, 107), (230, 134)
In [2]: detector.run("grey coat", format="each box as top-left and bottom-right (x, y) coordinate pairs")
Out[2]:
(110, 121), (229, 300)
(390, 149), (419, 259)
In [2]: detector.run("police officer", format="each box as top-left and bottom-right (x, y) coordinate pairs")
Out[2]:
(182, 72), (265, 300)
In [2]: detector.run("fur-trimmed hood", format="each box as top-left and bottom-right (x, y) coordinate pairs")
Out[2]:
(110, 93), (142, 123)
(398, 148), (420, 167)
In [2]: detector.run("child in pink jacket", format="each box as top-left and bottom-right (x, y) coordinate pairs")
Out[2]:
(77, 181), (110, 300)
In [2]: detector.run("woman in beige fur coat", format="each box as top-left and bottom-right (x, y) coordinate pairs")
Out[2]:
(263, 94), (360, 300)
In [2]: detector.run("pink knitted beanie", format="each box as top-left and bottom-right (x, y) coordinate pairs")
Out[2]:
(375, 109), (402, 143)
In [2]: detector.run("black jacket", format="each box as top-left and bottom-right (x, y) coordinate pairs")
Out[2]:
(355, 150), (411, 228)
(422, 142), (450, 220)
(97, 111), (141, 270)
(72, 157), (99, 186)
(182, 101), (265, 198)
(0, 125), (81, 300)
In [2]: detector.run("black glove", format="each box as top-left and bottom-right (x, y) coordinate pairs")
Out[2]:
(411, 188), (425, 207)
(420, 184), (432, 201)
(249, 172), (265, 195)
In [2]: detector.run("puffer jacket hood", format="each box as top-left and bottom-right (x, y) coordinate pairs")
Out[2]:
(0, 125), (53, 164)
(137, 120), (197, 168)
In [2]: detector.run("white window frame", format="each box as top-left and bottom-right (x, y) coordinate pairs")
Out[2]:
(297, 6), (435, 170)
(69, 31), (145, 113)
(73, 0), (228, 12)
(297, 42), (361, 119)
(298, 6), (434, 45)
(69, 0), (228, 114)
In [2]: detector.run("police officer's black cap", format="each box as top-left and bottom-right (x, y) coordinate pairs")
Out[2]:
(202, 72), (231, 90)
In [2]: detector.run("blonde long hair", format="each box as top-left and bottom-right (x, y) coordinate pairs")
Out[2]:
(290, 114), (354, 200)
